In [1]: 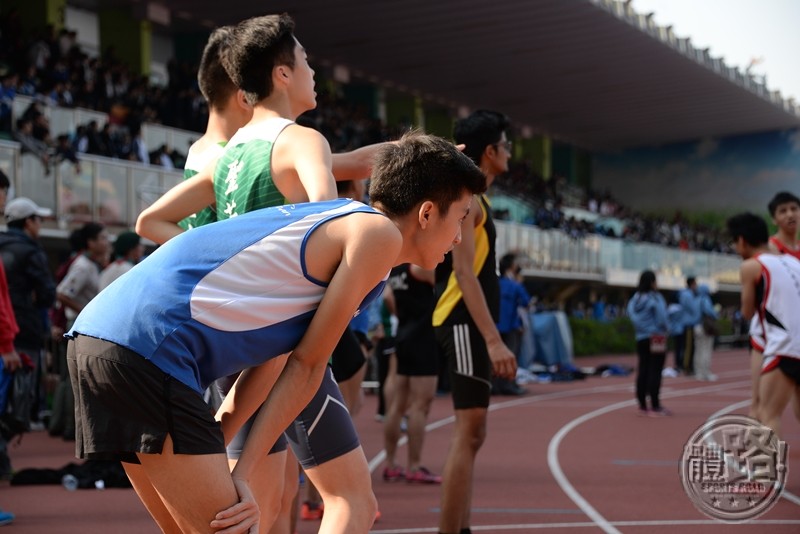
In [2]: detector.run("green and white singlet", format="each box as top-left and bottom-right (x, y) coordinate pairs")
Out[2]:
(178, 141), (226, 230)
(214, 117), (294, 220)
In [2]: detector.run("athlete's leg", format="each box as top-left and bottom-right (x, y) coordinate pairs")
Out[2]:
(793, 389), (800, 423)
(268, 454), (299, 534)
(381, 352), (399, 421)
(647, 352), (666, 411)
(302, 474), (324, 521)
(436, 321), (491, 533)
(228, 450), (287, 534)
(383, 373), (410, 471)
(303, 447), (377, 534)
(406, 375), (437, 472)
(749, 350), (763, 420)
(694, 329), (713, 380)
(337, 361), (367, 416)
(135, 435), (243, 533)
(286, 366), (369, 530)
(439, 407), (487, 534)
(376, 340), (396, 419)
(635, 340), (650, 410)
(683, 326), (695, 374)
(122, 462), (181, 533)
(758, 367), (795, 438)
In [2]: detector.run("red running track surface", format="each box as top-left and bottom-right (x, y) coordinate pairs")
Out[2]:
(3, 349), (799, 533)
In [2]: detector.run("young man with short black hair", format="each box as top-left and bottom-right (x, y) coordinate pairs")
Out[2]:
(434, 110), (517, 534)
(728, 212), (800, 439)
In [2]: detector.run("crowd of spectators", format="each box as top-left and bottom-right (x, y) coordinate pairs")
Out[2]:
(0, 14), (207, 135)
(1, 16), (734, 252)
(493, 162), (734, 254)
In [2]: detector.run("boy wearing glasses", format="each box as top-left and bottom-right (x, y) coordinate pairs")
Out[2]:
(434, 110), (518, 534)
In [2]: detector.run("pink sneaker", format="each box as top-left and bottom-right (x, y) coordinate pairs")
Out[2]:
(406, 466), (442, 484)
(382, 466), (406, 482)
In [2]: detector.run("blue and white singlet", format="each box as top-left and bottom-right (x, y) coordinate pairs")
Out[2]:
(68, 199), (387, 393)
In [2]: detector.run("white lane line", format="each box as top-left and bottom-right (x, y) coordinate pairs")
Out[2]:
(366, 370), (753, 533)
(707, 398), (800, 507)
(369, 518), (800, 533)
(547, 380), (751, 534)
(367, 379), (671, 472)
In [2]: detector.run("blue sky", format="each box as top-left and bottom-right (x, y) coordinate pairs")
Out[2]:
(632, 0), (800, 101)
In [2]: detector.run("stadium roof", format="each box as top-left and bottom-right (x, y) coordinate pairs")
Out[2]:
(92, 0), (800, 151)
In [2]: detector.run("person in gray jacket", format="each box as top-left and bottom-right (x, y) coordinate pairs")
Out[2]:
(693, 284), (719, 381)
(627, 270), (670, 416)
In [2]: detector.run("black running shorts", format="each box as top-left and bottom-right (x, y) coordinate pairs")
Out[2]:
(330, 327), (366, 382)
(435, 321), (492, 409)
(777, 356), (800, 384)
(68, 336), (225, 464)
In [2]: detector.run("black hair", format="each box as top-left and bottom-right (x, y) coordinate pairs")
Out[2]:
(767, 191), (800, 217)
(75, 222), (105, 250)
(499, 253), (517, 274)
(197, 26), (237, 110)
(368, 130), (486, 218)
(726, 212), (769, 247)
(221, 14), (297, 106)
(637, 270), (656, 293)
(453, 109), (510, 166)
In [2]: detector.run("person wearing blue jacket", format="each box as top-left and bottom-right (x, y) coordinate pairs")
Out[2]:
(693, 284), (719, 381)
(677, 276), (701, 374)
(664, 300), (684, 377)
(627, 270), (671, 416)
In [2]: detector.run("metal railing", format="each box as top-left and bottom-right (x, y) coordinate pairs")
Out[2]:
(1, 139), (741, 285)
(495, 219), (741, 283)
(3, 140), (181, 230)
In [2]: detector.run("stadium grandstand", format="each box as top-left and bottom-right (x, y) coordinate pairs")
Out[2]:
(1, 0), (799, 312)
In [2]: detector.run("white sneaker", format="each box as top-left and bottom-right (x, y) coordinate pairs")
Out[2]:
(516, 368), (538, 384)
(662, 367), (679, 378)
(696, 374), (718, 382)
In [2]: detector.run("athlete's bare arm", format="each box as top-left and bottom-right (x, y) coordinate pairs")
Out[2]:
(137, 131), (383, 245)
(136, 164), (217, 244)
(220, 213), (400, 492)
(449, 197), (516, 380)
(739, 258), (761, 321)
(330, 142), (390, 180)
(215, 355), (290, 446)
(271, 125), (337, 203)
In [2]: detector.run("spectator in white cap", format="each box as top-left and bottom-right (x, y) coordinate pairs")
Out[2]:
(4, 197), (52, 224)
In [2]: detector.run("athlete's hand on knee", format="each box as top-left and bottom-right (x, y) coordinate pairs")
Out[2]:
(209, 477), (259, 534)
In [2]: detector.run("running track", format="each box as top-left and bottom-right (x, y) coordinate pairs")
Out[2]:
(2, 349), (798, 533)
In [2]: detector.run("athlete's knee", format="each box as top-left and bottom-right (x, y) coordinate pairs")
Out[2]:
(455, 421), (487, 451)
(409, 396), (434, 416)
(324, 487), (377, 530)
(757, 403), (780, 426)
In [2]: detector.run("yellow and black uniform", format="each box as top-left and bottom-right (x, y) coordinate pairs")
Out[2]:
(433, 195), (498, 409)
